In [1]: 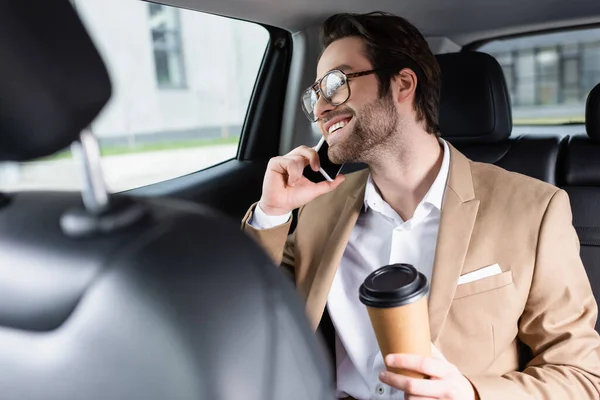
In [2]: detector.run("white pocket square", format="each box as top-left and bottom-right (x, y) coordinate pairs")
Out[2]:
(457, 264), (502, 285)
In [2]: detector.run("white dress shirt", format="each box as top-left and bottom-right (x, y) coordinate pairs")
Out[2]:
(250, 140), (450, 400)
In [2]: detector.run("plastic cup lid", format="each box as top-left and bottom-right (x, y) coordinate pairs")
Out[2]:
(359, 263), (429, 308)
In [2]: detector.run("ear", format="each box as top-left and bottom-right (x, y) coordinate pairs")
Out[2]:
(391, 68), (418, 105)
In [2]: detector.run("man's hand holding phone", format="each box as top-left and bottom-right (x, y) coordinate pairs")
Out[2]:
(258, 140), (345, 217)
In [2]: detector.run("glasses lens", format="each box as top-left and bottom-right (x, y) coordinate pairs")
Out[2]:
(320, 71), (349, 105)
(301, 88), (319, 121)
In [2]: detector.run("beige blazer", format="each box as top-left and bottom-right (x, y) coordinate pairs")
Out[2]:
(242, 144), (600, 399)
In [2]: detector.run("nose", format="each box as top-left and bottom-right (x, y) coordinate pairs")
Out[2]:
(313, 95), (335, 121)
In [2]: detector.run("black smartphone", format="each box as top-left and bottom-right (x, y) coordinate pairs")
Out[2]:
(315, 137), (344, 182)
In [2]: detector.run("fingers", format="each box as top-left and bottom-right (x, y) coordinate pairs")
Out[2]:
(285, 155), (314, 186)
(383, 353), (476, 400)
(385, 354), (454, 379)
(379, 371), (445, 398)
(264, 144), (344, 209)
(267, 144), (321, 186)
(268, 144), (341, 188)
(287, 145), (320, 171)
(268, 156), (306, 187)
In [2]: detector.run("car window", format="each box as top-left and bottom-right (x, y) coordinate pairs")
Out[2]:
(0, 0), (269, 192)
(478, 27), (600, 133)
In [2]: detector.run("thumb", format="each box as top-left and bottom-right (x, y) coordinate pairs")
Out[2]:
(313, 174), (345, 195)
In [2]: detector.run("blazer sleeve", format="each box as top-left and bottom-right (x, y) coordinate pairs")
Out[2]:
(241, 202), (298, 269)
(468, 189), (600, 399)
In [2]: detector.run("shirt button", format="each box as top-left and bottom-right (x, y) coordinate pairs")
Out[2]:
(376, 383), (385, 395)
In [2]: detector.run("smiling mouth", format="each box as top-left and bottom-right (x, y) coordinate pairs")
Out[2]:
(328, 117), (353, 136)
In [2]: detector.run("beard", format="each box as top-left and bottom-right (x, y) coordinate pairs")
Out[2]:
(327, 92), (400, 165)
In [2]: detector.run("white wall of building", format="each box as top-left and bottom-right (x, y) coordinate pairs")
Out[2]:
(73, 0), (269, 138)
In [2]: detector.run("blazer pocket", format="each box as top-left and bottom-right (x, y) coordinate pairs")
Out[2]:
(454, 270), (513, 299)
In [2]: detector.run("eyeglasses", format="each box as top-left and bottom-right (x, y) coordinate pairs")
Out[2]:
(301, 69), (383, 122)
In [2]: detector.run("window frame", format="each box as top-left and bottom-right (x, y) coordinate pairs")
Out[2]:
(129, 10), (292, 197)
(465, 23), (600, 126)
(462, 23), (600, 52)
(0, 2), (291, 206)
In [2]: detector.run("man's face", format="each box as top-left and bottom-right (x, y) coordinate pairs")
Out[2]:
(315, 37), (400, 164)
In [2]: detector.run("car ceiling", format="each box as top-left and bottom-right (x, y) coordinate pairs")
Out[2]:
(157, 0), (600, 45)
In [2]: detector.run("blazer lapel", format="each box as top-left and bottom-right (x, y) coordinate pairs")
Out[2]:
(429, 145), (480, 342)
(305, 170), (368, 329)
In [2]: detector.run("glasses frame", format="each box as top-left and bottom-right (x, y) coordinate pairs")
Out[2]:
(301, 68), (384, 122)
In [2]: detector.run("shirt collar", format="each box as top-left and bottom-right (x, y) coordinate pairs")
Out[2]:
(364, 138), (451, 213)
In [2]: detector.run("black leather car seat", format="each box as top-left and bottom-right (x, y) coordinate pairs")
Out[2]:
(437, 52), (566, 185)
(0, 2), (333, 399)
(560, 82), (600, 332)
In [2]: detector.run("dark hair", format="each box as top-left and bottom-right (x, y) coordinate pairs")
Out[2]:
(321, 12), (441, 136)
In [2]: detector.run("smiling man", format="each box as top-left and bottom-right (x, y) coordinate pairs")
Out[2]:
(241, 12), (600, 400)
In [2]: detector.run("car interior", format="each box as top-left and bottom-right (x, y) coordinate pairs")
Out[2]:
(1, 0), (600, 397)
(0, 2), (332, 399)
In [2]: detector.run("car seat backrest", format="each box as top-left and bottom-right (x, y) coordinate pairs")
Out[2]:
(560, 82), (600, 332)
(437, 52), (565, 185)
(0, 2), (334, 399)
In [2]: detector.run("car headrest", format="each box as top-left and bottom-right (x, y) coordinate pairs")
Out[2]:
(436, 52), (512, 143)
(586, 82), (600, 142)
(0, 1), (111, 162)
(563, 134), (600, 186)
